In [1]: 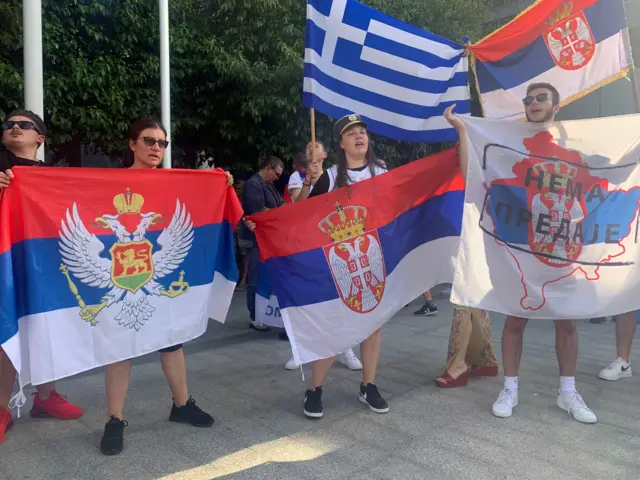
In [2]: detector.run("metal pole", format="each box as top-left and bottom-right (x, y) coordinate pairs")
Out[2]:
(23, 0), (45, 162)
(159, 0), (171, 168)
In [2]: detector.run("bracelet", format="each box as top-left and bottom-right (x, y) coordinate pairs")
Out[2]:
(303, 182), (311, 187)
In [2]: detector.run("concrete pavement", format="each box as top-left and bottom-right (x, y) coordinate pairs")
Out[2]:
(1, 286), (639, 480)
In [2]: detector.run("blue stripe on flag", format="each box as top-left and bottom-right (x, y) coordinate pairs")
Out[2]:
(304, 63), (465, 118)
(266, 190), (463, 308)
(363, 35), (462, 69)
(306, 19), (326, 57)
(476, 0), (628, 93)
(332, 39), (468, 94)
(302, 92), (464, 142)
(0, 222), (238, 322)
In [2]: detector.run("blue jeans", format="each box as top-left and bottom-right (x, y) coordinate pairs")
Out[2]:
(246, 246), (260, 321)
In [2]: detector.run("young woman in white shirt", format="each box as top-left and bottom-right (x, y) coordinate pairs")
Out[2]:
(303, 114), (388, 418)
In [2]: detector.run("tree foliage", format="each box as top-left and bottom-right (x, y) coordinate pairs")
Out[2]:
(0, 0), (486, 168)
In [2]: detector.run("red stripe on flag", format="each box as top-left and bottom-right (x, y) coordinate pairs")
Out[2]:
(251, 148), (463, 261)
(470, 0), (600, 63)
(0, 167), (242, 255)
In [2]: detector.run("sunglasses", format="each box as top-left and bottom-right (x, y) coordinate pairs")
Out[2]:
(141, 137), (169, 148)
(2, 120), (40, 134)
(523, 93), (549, 106)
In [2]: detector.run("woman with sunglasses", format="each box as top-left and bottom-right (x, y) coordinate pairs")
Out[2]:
(0, 110), (84, 445)
(100, 118), (233, 456)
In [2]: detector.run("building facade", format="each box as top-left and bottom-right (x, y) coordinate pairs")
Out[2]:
(484, 0), (640, 120)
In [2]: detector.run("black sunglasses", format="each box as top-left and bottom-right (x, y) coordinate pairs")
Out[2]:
(141, 136), (169, 148)
(523, 93), (549, 106)
(2, 120), (40, 134)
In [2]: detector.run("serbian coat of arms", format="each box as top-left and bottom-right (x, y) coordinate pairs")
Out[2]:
(58, 188), (193, 331)
(543, 2), (595, 71)
(321, 203), (386, 313)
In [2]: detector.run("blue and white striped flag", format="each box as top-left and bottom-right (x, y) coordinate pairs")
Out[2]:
(303, 0), (470, 143)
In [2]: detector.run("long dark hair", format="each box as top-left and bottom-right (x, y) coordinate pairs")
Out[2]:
(334, 126), (384, 189)
(123, 118), (167, 168)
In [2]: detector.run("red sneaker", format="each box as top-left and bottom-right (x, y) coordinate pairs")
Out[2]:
(0, 407), (13, 444)
(30, 390), (84, 420)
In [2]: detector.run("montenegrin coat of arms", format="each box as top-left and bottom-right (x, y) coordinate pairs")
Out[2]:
(58, 188), (193, 331)
(321, 203), (386, 313)
(543, 2), (595, 71)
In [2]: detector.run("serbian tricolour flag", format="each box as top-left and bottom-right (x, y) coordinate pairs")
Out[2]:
(0, 167), (242, 388)
(452, 115), (640, 319)
(252, 150), (463, 365)
(470, 0), (633, 121)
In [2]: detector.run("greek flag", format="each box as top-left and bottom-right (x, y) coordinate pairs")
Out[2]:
(303, 0), (470, 143)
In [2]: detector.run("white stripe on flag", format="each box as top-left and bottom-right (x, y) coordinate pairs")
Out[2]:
(303, 77), (459, 130)
(305, 49), (469, 105)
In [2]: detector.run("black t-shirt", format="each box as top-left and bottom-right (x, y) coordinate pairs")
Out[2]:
(0, 147), (41, 171)
(308, 165), (369, 198)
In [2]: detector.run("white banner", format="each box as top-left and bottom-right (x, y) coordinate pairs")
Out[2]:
(452, 115), (640, 319)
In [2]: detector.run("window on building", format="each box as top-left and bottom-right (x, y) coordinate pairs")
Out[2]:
(482, 15), (515, 36)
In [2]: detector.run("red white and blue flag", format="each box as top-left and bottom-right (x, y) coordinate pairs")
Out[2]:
(0, 167), (242, 387)
(470, 0), (633, 120)
(252, 150), (463, 365)
(452, 115), (640, 318)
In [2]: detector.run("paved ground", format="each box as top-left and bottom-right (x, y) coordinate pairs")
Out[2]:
(1, 286), (639, 480)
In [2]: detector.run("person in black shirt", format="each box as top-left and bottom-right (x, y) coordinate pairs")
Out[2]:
(100, 118), (228, 456)
(0, 110), (84, 446)
(240, 156), (284, 331)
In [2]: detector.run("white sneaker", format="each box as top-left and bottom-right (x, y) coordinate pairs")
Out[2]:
(598, 358), (632, 381)
(557, 391), (597, 424)
(284, 357), (298, 370)
(339, 349), (362, 371)
(492, 389), (518, 418)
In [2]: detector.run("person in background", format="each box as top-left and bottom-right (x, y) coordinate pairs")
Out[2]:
(295, 140), (328, 203)
(241, 156), (284, 332)
(598, 311), (636, 380)
(281, 140), (362, 372)
(435, 307), (498, 387)
(413, 290), (438, 316)
(0, 110), (84, 445)
(286, 152), (309, 203)
(234, 179), (249, 291)
(100, 118), (231, 456)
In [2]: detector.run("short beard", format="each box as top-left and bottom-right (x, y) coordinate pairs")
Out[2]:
(525, 108), (555, 123)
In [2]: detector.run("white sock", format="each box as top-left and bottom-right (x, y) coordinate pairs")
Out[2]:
(560, 376), (576, 395)
(617, 357), (630, 366)
(504, 376), (518, 392)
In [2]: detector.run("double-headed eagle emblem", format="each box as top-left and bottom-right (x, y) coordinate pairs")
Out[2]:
(320, 203), (386, 313)
(58, 188), (193, 331)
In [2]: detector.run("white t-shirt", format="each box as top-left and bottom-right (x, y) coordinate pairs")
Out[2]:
(325, 163), (387, 192)
(288, 171), (313, 200)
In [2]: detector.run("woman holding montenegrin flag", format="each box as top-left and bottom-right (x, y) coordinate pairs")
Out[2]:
(99, 119), (234, 456)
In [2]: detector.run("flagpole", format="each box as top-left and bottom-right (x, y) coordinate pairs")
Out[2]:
(23, 0), (45, 162)
(159, 0), (172, 168)
(310, 108), (316, 165)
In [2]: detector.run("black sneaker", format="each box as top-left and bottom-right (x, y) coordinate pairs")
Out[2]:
(359, 383), (389, 413)
(100, 416), (128, 456)
(303, 387), (323, 419)
(169, 397), (214, 427)
(414, 301), (438, 316)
